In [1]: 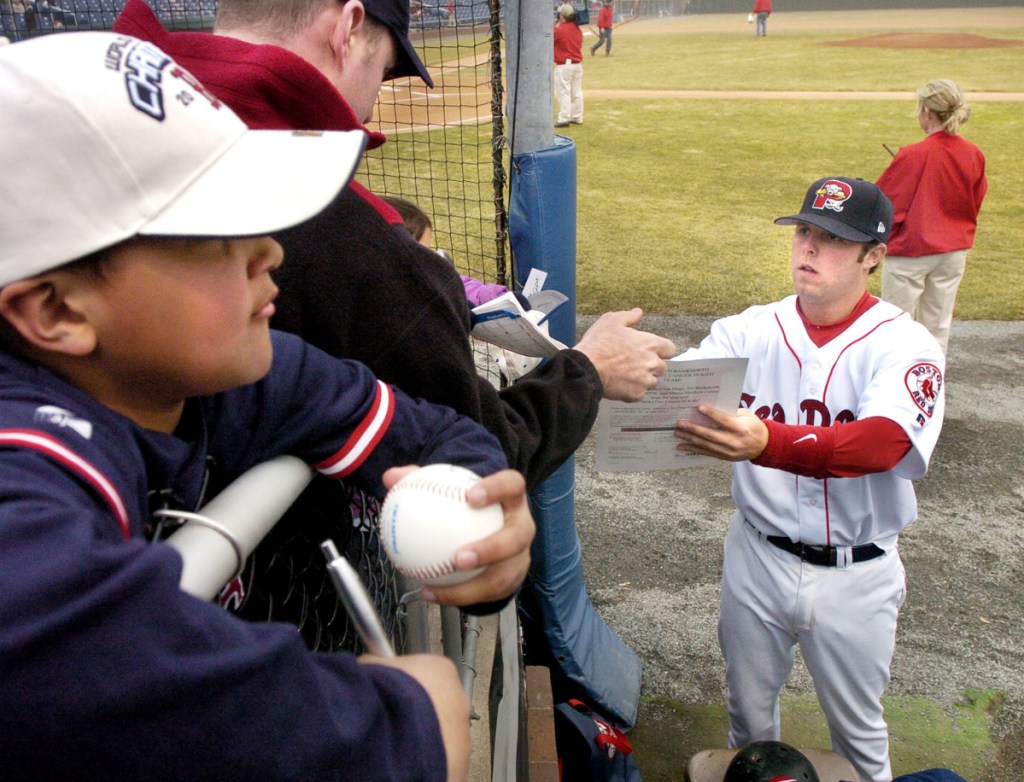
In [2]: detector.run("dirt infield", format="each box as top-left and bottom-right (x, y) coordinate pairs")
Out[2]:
(374, 8), (1024, 133)
(825, 32), (1024, 49)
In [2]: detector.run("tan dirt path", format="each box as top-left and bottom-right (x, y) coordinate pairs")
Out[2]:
(585, 89), (1024, 101)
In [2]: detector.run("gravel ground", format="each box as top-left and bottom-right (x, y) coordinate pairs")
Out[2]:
(572, 315), (1024, 781)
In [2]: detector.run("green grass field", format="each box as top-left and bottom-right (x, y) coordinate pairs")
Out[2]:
(559, 8), (1024, 319)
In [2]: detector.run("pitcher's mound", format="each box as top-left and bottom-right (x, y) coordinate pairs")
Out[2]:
(824, 32), (1024, 49)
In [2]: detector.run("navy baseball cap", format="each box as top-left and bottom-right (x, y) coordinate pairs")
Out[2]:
(775, 176), (892, 243)
(362, 0), (434, 87)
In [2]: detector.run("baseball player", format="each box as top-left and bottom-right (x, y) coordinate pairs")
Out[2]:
(673, 177), (946, 782)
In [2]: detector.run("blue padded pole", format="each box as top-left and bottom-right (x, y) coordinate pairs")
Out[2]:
(508, 138), (641, 729)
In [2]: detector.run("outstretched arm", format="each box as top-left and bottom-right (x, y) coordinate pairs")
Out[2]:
(674, 407), (911, 478)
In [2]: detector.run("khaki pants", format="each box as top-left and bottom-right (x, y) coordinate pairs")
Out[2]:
(881, 250), (967, 355)
(553, 61), (583, 124)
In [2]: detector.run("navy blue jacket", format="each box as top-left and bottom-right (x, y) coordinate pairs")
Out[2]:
(0, 331), (505, 780)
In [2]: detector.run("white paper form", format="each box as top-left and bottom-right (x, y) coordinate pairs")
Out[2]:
(595, 357), (749, 472)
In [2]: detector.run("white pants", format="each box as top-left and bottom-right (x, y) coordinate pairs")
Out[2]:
(881, 251), (967, 355)
(554, 61), (583, 123)
(718, 514), (906, 782)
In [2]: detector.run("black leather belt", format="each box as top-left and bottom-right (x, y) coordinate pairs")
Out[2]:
(765, 535), (885, 567)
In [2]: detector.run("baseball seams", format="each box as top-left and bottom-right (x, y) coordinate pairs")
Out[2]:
(387, 473), (471, 505)
(386, 476), (470, 581)
(379, 464), (504, 586)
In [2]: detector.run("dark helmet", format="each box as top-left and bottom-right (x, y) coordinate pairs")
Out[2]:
(723, 741), (821, 782)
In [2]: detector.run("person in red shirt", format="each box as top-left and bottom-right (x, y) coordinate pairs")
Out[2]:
(590, 0), (613, 56)
(752, 0), (771, 37)
(876, 79), (988, 355)
(553, 4), (583, 127)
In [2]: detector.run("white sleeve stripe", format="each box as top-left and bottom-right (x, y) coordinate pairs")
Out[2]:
(316, 381), (395, 478)
(0, 430), (130, 539)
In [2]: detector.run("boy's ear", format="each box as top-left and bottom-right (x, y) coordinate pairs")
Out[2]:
(0, 275), (97, 357)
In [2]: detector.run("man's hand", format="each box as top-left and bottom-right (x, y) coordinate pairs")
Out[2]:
(381, 467), (534, 606)
(574, 308), (677, 402)
(674, 406), (769, 462)
(360, 653), (470, 782)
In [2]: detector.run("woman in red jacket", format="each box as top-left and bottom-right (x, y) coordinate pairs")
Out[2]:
(876, 79), (987, 355)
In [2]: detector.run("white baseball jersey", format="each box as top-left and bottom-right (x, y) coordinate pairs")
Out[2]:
(677, 294), (945, 550)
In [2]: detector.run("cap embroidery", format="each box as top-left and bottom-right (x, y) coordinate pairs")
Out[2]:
(811, 179), (852, 213)
(123, 41), (172, 121)
(877, 221), (886, 234)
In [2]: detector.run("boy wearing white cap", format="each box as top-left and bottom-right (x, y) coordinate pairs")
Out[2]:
(0, 32), (534, 781)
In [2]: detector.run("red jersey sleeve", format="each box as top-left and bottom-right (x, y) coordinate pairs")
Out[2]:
(753, 417), (912, 479)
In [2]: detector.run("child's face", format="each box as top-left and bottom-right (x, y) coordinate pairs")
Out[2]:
(80, 235), (283, 414)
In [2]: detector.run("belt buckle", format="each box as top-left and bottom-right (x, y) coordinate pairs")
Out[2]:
(800, 543), (836, 567)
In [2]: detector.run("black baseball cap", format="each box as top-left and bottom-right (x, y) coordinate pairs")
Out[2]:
(362, 0), (434, 87)
(774, 176), (892, 243)
(724, 741), (821, 782)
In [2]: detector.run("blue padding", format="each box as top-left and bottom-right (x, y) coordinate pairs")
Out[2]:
(509, 135), (577, 347)
(509, 137), (641, 729)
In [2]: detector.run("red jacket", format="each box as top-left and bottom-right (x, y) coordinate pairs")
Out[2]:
(876, 131), (987, 256)
(597, 5), (613, 29)
(753, 0), (771, 12)
(554, 19), (583, 64)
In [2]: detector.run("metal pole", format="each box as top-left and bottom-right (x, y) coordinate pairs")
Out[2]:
(505, 0), (553, 155)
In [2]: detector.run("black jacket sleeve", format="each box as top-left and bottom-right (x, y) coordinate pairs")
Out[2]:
(272, 186), (602, 489)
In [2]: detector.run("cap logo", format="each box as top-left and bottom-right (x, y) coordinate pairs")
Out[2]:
(877, 221), (886, 234)
(108, 39), (222, 123)
(811, 179), (852, 213)
(124, 40), (172, 120)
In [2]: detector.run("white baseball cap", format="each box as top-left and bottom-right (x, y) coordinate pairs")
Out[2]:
(0, 32), (368, 287)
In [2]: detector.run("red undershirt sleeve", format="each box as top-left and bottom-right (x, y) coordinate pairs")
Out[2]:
(753, 417), (912, 479)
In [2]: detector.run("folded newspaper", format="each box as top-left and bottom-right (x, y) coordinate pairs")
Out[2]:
(470, 290), (569, 357)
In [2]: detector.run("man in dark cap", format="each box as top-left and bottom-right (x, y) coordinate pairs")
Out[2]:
(113, 0), (674, 662)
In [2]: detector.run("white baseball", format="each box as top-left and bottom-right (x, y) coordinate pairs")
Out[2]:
(379, 464), (504, 586)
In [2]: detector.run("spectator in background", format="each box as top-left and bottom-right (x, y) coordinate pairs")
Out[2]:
(114, 0), (675, 679)
(382, 194), (544, 383)
(590, 0), (613, 56)
(553, 3), (583, 127)
(875, 79), (987, 356)
(752, 0), (770, 37)
(22, 0), (74, 28)
(381, 194), (513, 308)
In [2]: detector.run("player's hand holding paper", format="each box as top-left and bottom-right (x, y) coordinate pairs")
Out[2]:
(595, 357), (748, 472)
